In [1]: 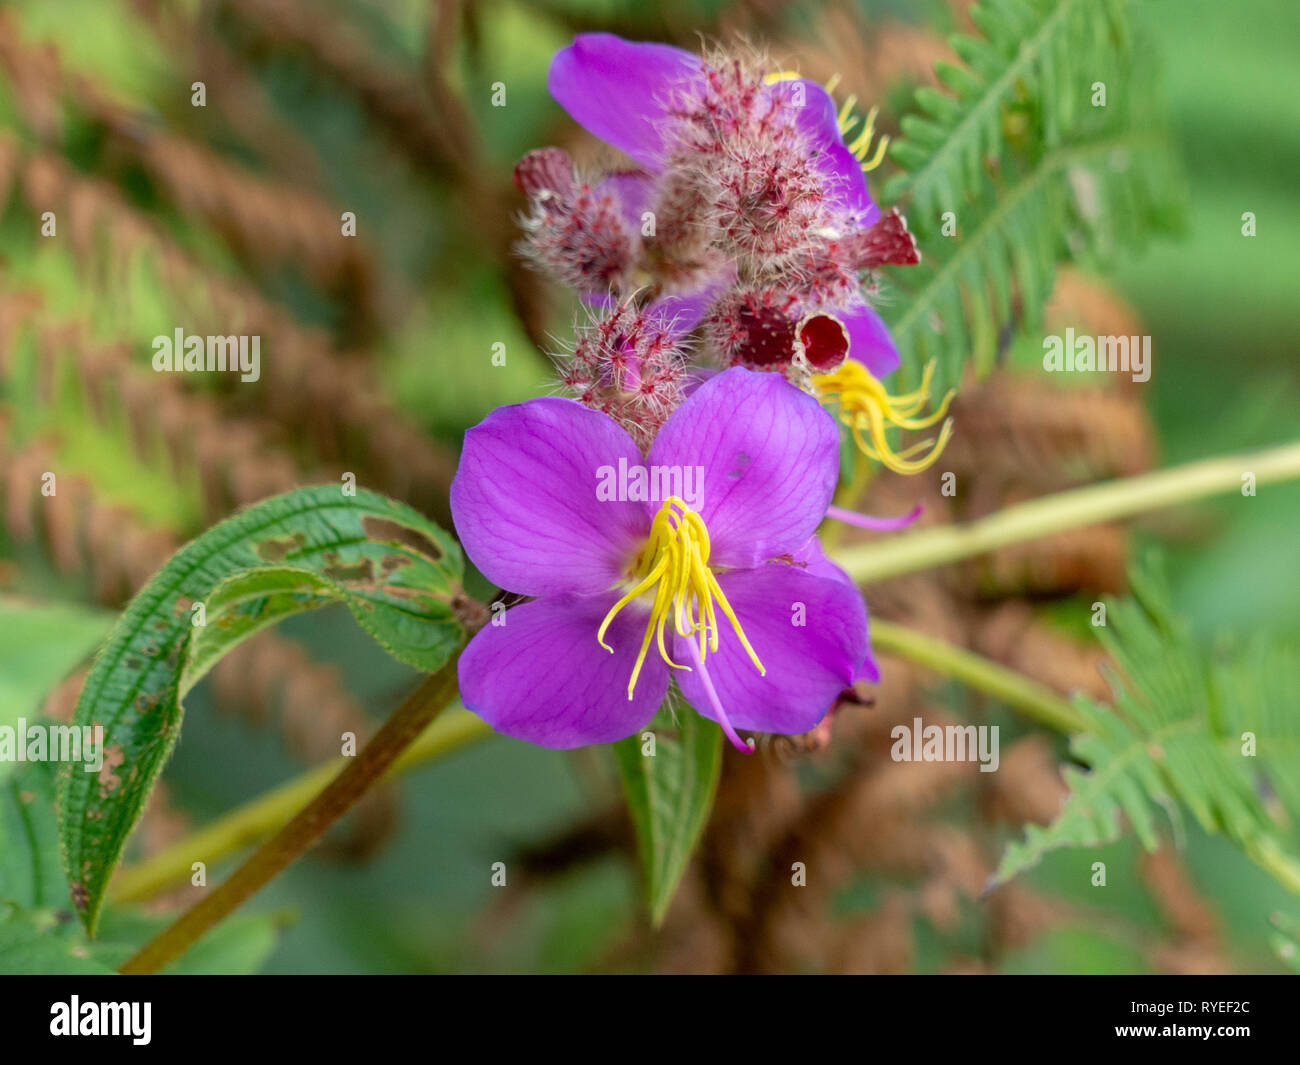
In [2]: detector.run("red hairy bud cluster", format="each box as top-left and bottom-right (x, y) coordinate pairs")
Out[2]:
(559, 300), (690, 448)
(513, 46), (923, 432)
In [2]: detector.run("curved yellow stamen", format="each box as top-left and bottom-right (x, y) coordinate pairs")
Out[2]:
(814, 360), (955, 475)
(837, 94), (859, 131)
(598, 497), (765, 700)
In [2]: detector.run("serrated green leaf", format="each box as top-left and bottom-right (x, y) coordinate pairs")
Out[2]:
(613, 704), (722, 926)
(58, 485), (466, 934)
(877, 0), (1186, 395)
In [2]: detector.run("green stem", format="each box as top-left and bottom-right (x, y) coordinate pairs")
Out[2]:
(111, 705), (492, 906)
(869, 619), (1088, 733)
(118, 657), (463, 975)
(836, 440), (1300, 584)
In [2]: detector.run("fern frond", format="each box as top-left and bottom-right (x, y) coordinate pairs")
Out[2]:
(880, 0), (1185, 394)
(884, 0), (1127, 227)
(992, 560), (1300, 895)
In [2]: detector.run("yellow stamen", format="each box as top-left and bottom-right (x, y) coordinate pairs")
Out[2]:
(837, 94), (859, 132)
(597, 497), (765, 700)
(814, 360), (955, 475)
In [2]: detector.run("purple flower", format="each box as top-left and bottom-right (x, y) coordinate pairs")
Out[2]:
(451, 367), (875, 750)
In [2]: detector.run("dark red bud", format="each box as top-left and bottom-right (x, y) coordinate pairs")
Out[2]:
(732, 303), (797, 367)
(850, 207), (921, 268)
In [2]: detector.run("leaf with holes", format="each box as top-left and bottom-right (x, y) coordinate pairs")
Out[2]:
(58, 485), (467, 934)
(613, 704), (722, 926)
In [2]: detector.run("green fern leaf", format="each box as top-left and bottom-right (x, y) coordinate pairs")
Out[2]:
(992, 561), (1300, 894)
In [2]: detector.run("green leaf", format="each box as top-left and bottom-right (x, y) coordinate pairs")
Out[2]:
(0, 902), (116, 974)
(1, 761), (65, 910)
(613, 703), (722, 926)
(1270, 913), (1300, 974)
(58, 485), (466, 934)
(885, 0), (1125, 225)
(0, 599), (114, 760)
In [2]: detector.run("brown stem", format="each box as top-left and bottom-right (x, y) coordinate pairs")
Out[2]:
(118, 655), (462, 975)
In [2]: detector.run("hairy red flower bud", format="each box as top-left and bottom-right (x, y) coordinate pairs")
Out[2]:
(706, 288), (799, 368)
(514, 147), (576, 199)
(559, 300), (691, 448)
(518, 176), (636, 293)
(706, 288), (850, 374)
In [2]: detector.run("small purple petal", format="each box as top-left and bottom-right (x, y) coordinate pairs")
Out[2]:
(548, 34), (702, 170)
(673, 564), (868, 734)
(647, 367), (840, 568)
(451, 397), (647, 596)
(825, 502), (923, 531)
(459, 595), (668, 747)
(595, 170), (657, 233)
(643, 266), (736, 337)
(842, 299), (902, 379)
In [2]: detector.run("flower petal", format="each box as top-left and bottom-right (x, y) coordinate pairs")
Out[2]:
(647, 367), (839, 567)
(595, 170), (657, 232)
(460, 595), (668, 747)
(842, 298), (902, 379)
(643, 266), (736, 336)
(548, 34), (702, 169)
(673, 563), (868, 735)
(451, 397), (647, 596)
(768, 79), (880, 228)
(794, 535), (881, 682)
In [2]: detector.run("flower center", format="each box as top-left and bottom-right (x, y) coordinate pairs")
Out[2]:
(814, 358), (955, 474)
(597, 496), (765, 700)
